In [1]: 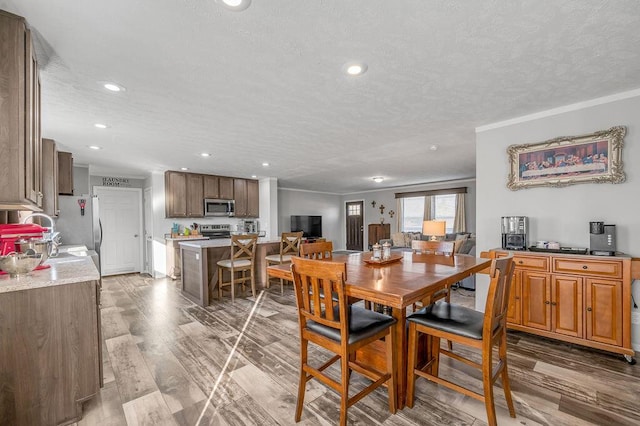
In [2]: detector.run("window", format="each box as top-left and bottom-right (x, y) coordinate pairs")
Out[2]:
(348, 204), (361, 216)
(401, 195), (456, 233)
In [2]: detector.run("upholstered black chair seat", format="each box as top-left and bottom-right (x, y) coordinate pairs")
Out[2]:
(307, 305), (396, 344)
(407, 302), (495, 340)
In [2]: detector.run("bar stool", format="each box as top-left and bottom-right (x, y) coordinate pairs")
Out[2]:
(265, 231), (303, 294)
(217, 234), (258, 302)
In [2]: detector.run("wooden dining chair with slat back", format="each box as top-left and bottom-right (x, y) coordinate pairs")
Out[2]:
(265, 231), (303, 294)
(411, 240), (456, 306)
(406, 255), (516, 426)
(217, 234), (258, 302)
(290, 256), (397, 426)
(299, 240), (333, 260)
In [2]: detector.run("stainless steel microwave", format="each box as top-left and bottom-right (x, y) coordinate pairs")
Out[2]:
(204, 199), (235, 217)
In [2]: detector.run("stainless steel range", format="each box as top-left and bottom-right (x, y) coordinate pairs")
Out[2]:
(199, 224), (231, 239)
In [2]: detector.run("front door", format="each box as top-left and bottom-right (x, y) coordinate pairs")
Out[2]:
(346, 201), (364, 251)
(95, 186), (143, 276)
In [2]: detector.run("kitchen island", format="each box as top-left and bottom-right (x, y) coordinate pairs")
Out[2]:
(179, 237), (281, 306)
(0, 256), (101, 425)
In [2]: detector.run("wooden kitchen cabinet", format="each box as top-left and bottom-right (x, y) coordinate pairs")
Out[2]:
(0, 278), (101, 425)
(246, 179), (259, 217)
(204, 175), (234, 200)
(57, 151), (74, 195)
(496, 250), (633, 360)
(233, 178), (259, 218)
(203, 175), (220, 199)
(368, 223), (390, 249)
(41, 139), (59, 216)
(186, 173), (204, 217)
(0, 11), (42, 210)
(165, 171), (187, 217)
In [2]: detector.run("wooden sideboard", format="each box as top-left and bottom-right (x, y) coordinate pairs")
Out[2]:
(493, 249), (634, 362)
(368, 223), (390, 249)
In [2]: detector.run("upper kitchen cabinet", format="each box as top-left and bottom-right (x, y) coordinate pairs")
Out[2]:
(233, 178), (259, 218)
(0, 11), (42, 210)
(41, 139), (59, 216)
(203, 175), (233, 200)
(186, 173), (204, 217)
(165, 171), (203, 218)
(57, 151), (74, 195)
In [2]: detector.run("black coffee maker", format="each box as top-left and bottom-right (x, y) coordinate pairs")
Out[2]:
(589, 221), (616, 256)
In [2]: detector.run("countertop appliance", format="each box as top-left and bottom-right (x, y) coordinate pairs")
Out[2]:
(0, 223), (52, 274)
(589, 221), (616, 256)
(240, 219), (259, 233)
(204, 199), (235, 217)
(501, 216), (528, 250)
(199, 224), (232, 239)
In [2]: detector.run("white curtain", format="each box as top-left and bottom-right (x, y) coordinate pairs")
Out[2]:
(423, 196), (433, 221)
(396, 198), (403, 232)
(453, 193), (466, 233)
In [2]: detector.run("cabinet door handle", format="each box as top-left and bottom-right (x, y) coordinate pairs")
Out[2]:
(518, 260), (523, 264)
(582, 265), (588, 269)
(515, 296), (520, 300)
(551, 302), (557, 306)
(545, 301), (550, 305)
(586, 307), (592, 312)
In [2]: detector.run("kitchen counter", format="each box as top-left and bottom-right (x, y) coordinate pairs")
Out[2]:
(164, 235), (209, 241)
(179, 238), (282, 306)
(179, 237), (280, 248)
(0, 255), (100, 294)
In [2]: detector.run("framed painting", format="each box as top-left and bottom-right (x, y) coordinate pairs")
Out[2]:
(507, 126), (626, 190)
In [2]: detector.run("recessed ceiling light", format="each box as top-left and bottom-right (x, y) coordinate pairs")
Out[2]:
(201, 153), (211, 157)
(219, 0), (251, 11)
(262, 162), (269, 167)
(103, 82), (125, 92)
(373, 176), (384, 183)
(345, 62), (368, 76)
(94, 123), (108, 129)
(251, 175), (257, 178)
(88, 145), (102, 150)
(181, 167), (189, 171)
(429, 145), (438, 151)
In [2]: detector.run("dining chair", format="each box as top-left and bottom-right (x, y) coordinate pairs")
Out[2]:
(217, 234), (258, 302)
(299, 240), (333, 259)
(265, 231), (303, 294)
(406, 255), (516, 426)
(290, 256), (397, 426)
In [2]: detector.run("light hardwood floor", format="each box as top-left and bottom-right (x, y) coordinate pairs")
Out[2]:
(77, 274), (640, 425)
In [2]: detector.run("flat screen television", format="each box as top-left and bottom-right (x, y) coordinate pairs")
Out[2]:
(290, 215), (322, 238)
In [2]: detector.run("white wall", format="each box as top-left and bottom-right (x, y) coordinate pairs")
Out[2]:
(475, 92), (640, 324)
(278, 189), (342, 249)
(342, 179), (476, 249)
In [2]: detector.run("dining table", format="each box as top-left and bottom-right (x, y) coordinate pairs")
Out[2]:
(266, 250), (492, 408)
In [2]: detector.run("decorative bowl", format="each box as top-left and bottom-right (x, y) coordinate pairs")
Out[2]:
(0, 252), (43, 277)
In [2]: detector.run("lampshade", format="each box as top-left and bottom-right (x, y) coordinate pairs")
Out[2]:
(422, 220), (446, 241)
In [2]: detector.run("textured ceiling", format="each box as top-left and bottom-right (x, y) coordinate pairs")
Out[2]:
(2, 0), (640, 193)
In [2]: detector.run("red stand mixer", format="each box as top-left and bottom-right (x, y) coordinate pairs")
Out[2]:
(0, 223), (52, 274)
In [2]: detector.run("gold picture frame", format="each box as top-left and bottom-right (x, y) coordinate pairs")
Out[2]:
(507, 126), (626, 190)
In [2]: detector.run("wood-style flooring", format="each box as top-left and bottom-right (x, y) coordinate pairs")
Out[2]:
(76, 274), (640, 425)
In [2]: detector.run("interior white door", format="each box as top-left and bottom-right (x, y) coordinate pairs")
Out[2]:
(143, 187), (153, 276)
(95, 187), (142, 276)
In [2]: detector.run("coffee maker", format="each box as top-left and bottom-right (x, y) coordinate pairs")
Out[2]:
(589, 222), (616, 256)
(501, 216), (528, 250)
(241, 219), (259, 234)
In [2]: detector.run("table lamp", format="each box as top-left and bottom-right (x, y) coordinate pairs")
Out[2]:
(422, 220), (446, 241)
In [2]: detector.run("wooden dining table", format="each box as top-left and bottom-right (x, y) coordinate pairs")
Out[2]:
(266, 251), (491, 408)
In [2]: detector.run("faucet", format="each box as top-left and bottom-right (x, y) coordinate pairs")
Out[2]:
(21, 213), (59, 241)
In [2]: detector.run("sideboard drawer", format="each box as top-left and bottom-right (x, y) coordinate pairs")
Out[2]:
(513, 256), (549, 271)
(552, 258), (622, 279)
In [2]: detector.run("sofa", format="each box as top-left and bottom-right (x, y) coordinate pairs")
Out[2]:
(378, 232), (476, 289)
